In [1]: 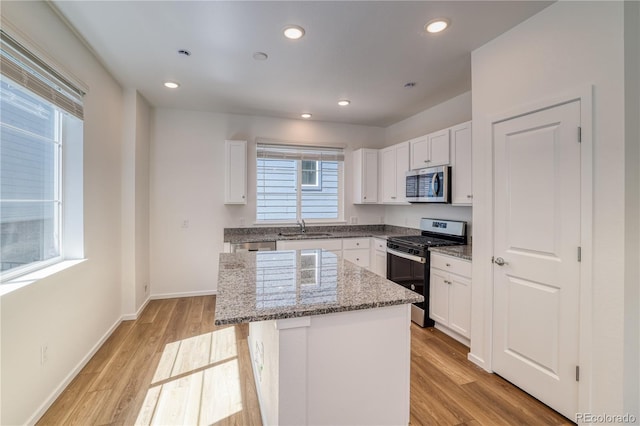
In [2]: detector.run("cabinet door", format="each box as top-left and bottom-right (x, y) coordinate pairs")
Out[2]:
(373, 250), (387, 277)
(428, 129), (450, 167)
(343, 248), (370, 269)
(410, 136), (429, 170)
(448, 273), (471, 338)
(429, 268), (449, 325)
(451, 121), (473, 205)
(353, 149), (378, 203)
(394, 142), (410, 203)
(224, 140), (247, 204)
(380, 146), (397, 202)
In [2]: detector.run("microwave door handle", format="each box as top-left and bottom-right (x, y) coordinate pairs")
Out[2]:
(432, 173), (440, 195)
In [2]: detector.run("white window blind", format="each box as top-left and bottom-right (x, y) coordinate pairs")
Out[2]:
(256, 143), (343, 222)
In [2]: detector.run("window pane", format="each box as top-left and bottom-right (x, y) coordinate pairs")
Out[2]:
(301, 160), (318, 186)
(1, 201), (59, 272)
(1, 124), (57, 201)
(256, 159), (298, 221)
(301, 161), (338, 220)
(0, 78), (61, 276)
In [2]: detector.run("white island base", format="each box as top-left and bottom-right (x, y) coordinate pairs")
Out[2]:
(248, 303), (412, 426)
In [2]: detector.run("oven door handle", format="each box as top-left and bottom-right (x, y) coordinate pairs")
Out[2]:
(387, 248), (426, 264)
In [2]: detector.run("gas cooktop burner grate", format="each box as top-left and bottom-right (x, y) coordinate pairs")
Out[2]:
(388, 235), (462, 248)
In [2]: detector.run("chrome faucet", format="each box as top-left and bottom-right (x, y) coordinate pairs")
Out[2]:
(297, 219), (306, 233)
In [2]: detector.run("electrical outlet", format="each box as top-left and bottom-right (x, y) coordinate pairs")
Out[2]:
(239, 217), (245, 226)
(350, 216), (358, 225)
(144, 283), (148, 293)
(181, 219), (190, 229)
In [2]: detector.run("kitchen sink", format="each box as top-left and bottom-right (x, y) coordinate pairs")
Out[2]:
(278, 232), (333, 237)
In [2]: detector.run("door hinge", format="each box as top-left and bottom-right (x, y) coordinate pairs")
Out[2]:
(576, 365), (580, 381)
(578, 246), (582, 262)
(578, 126), (582, 143)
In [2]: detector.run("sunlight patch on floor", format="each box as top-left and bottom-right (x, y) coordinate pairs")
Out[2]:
(135, 327), (242, 425)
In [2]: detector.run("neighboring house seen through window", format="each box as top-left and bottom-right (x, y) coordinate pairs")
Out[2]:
(256, 143), (344, 222)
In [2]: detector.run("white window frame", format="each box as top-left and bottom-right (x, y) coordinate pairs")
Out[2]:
(0, 29), (85, 284)
(256, 143), (345, 225)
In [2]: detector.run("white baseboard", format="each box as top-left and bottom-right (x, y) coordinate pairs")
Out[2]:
(121, 295), (151, 321)
(467, 352), (491, 372)
(434, 323), (470, 347)
(27, 316), (123, 425)
(150, 289), (216, 300)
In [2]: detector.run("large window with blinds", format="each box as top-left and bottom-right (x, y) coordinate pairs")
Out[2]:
(256, 143), (344, 222)
(1, 30), (84, 281)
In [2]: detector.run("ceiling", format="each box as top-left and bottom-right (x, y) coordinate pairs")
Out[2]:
(51, 1), (552, 127)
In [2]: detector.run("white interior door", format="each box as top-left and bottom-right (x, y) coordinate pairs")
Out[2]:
(492, 100), (581, 419)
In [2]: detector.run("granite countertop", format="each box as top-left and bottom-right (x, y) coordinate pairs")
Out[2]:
(224, 224), (421, 244)
(214, 249), (423, 325)
(429, 244), (473, 261)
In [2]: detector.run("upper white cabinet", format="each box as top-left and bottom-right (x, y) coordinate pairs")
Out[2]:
(224, 140), (247, 204)
(451, 121), (473, 205)
(410, 129), (450, 170)
(352, 148), (378, 204)
(380, 141), (410, 204)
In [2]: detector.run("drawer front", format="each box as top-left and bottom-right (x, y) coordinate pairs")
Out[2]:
(343, 238), (370, 250)
(430, 253), (471, 277)
(372, 237), (387, 252)
(343, 248), (370, 268)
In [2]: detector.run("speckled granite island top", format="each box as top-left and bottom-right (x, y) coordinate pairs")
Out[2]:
(429, 244), (473, 261)
(214, 249), (423, 325)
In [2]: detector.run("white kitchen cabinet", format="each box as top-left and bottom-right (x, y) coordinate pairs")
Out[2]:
(410, 129), (450, 170)
(343, 238), (370, 269)
(224, 140), (247, 204)
(429, 253), (472, 344)
(451, 121), (473, 205)
(380, 142), (410, 204)
(352, 148), (378, 203)
(371, 237), (387, 277)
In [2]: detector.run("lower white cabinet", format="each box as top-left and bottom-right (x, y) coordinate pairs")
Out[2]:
(371, 238), (387, 277)
(429, 253), (472, 343)
(343, 238), (370, 269)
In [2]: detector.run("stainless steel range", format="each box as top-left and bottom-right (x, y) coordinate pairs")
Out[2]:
(386, 218), (467, 327)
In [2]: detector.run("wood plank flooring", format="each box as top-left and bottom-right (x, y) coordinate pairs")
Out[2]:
(37, 296), (573, 425)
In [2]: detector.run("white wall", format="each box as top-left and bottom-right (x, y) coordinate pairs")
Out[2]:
(624, 0), (640, 418)
(0, 2), (126, 425)
(149, 109), (386, 297)
(383, 91), (473, 234)
(471, 0), (631, 417)
(122, 90), (151, 317)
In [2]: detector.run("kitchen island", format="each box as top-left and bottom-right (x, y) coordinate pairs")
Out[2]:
(215, 249), (422, 426)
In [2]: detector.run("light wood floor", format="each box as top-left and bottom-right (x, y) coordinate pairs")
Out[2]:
(37, 296), (573, 425)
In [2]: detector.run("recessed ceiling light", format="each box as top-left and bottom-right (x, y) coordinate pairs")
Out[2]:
(283, 25), (305, 40)
(301, 113), (312, 119)
(177, 49), (191, 56)
(164, 81), (180, 89)
(253, 52), (269, 61)
(338, 100), (351, 106)
(425, 19), (450, 34)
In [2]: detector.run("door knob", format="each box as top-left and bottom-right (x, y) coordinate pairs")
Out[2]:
(494, 257), (507, 266)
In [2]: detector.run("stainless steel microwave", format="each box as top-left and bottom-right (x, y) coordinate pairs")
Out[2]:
(405, 166), (451, 203)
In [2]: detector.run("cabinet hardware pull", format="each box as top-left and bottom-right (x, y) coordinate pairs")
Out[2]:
(446, 263), (451, 267)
